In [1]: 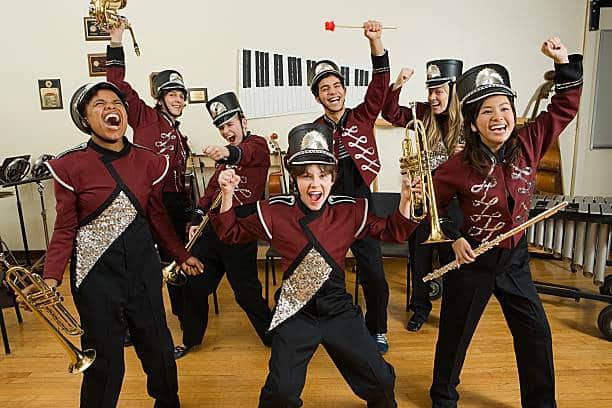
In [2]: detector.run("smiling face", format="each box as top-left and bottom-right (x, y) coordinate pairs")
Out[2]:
(293, 164), (335, 211)
(84, 88), (127, 147)
(316, 74), (346, 115)
(427, 84), (450, 115)
(159, 89), (186, 118)
(471, 94), (516, 152)
(217, 115), (247, 146)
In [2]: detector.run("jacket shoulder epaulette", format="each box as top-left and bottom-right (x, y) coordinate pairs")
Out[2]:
(55, 142), (88, 159)
(328, 195), (356, 205)
(268, 195), (296, 206)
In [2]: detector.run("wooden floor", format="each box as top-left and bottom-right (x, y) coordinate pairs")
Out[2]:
(1, 256), (610, 407)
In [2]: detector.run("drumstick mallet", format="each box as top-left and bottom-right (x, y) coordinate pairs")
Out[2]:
(324, 21), (397, 31)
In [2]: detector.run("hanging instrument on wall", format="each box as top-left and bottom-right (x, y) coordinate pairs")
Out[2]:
(423, 201), (568, 282)
(162, 192), (222, 286)
(3, 261), (96, 373)
(400, 102), (450, 244)
(89, 0), (140, 56)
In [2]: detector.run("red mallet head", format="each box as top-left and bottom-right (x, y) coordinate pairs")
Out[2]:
(324, 21), (336, 31)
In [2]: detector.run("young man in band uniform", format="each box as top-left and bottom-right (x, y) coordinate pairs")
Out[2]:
(173, 92), (272, 359)
(212, 122), (420, 407)
(106, 24), (194, 324)
(41, 81), (203, 407)
(311, 20), (392, 352)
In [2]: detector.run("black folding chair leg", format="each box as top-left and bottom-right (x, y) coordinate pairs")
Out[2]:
(213, 290), (219, 315)
(1, 310), (10, 354)
(353, 265), (359, 305)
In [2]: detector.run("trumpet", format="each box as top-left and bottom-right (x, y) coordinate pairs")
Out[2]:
(3, 262), (96, 374)
(162, 192), (222, 286)
(89, 0), (140, 56)
(400, 102), (450, 244)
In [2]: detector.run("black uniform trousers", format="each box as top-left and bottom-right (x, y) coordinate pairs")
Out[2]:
(407, 197), (462, 320)
(259, 301), (397, 407)
(181, 224), (272, 347)
(161, 192), (191, 321)
(334, 157), (388, 335)
(430, 237), (555, 408)
(73, 216), (179, 408)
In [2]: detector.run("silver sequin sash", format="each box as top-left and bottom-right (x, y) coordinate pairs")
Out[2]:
(74, 191), (138, 288)
(268, 248), (332, 331)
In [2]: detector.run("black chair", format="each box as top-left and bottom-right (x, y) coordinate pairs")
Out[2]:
(0, 269), (23, 354)
(352, 192), (411, 307)
(352, 192), (444, 308)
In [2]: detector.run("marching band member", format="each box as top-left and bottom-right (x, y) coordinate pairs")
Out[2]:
(173, 92), (272, 359)
(106, 24), (194, 325)
(41, 82), (203, 407)
(311, 20), (393, 353)
(212, 123), (420, 407)
(430, 38), (582, 407)
(381, 60), (464, 332)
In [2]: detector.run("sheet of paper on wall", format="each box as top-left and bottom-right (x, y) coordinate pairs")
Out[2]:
(238, 48), (370, 119)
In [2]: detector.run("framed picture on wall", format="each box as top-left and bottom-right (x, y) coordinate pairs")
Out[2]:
(38, 79), (63, 110)
(83, 17), (110, 41)
(88, 53), (107, 77)
(188, 88), (208, 104)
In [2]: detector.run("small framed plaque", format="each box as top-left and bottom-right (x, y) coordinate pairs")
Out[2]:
(188, 88), (208, 104)
(88, 53), (107, 77)
(84, 17), (110, 41)
(38, 79), (63, 110)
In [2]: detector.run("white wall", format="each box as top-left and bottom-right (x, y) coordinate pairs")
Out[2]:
(572, 8), (612, 196)
(0, 0), (592, 251)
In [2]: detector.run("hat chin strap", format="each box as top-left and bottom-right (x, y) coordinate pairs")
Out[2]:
(160, 97), (183, 120)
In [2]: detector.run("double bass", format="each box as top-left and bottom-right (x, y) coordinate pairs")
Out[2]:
(267, 133), (289, 196)
(518, 70), (562, 194)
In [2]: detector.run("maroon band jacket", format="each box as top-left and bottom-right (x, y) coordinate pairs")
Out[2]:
(106, 45), (189, 194)
(43, 139), (190, 284)
(195, 133), (270, 216)
(433, 55), (583, 249)
(212, 194), (417, 330)
(314, 52), (390, 187)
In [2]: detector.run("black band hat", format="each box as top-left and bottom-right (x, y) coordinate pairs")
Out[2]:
(310, 60), (345, 96)
(425, 59), (463, 88)
(152, 70), (187, 99)
(457, 63), (516, 105)
(206, 91), (244, 128)
(70, 82), (127, 134)
(286, 123), (337, 167)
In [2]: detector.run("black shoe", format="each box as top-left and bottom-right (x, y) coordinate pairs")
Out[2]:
(173, 344), (190, 360)
(406, 315), (426, 332)
(123, 328), (133, 347)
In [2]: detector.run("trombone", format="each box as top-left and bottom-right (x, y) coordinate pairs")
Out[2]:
(400, 102), (451, 244)
(3, 261), (96, 374)
(89, 0), (140, 56)
(162, 192), (222, 286)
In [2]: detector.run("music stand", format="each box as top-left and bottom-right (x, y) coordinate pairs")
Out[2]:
(2, 174), (52, 266)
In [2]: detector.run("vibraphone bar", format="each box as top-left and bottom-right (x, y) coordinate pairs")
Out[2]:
(527, 194), (612, 286)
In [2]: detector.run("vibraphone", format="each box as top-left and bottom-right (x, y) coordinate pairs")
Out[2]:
(527, 194), (612, 340)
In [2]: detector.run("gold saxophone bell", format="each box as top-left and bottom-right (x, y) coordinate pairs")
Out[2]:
(89, 0), (140, 56)
(162, 193), (223, 286)
(400, 102), (451, 244)
(3, 262), (96, 374)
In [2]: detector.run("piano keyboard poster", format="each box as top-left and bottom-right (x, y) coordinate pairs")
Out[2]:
(239, 49), (372, 118)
